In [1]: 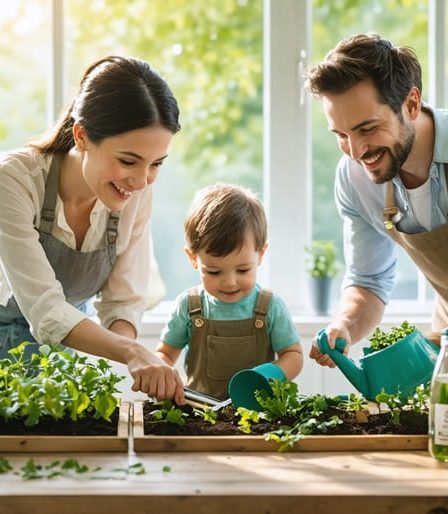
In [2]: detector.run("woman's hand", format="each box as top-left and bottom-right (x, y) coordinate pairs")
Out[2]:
(309, 322), (352, 367)
(126, 343), (185, 404)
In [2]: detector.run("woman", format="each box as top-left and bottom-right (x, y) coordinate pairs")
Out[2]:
(0, 55), (184, 404)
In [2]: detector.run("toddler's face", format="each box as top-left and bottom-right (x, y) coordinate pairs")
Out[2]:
(187, 241), (267, 303)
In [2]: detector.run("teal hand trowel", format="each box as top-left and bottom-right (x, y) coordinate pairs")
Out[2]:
(316, 328), (439, 400)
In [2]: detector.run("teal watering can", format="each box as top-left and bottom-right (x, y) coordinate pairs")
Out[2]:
(316, 329), (439, 400)
(228, 362), (286, 411)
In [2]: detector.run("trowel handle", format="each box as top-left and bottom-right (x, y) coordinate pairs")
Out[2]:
(316, 329), (347, 355)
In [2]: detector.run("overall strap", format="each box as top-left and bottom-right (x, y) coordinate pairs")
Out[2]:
(39, 153), (63, 234)
(253, 289), (273, 329)
(188, 287), (204, 328)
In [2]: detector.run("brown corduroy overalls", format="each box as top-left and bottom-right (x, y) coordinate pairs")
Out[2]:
(184, 288), (275, 399)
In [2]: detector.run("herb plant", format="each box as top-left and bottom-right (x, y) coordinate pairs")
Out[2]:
(255, 380), (300, 420)
(236, 407), (262, 434)
(0, 342), (123, 426)
(336, 393), (369, 412)
(193, 405), (218, 424)
(368, 321), (416, 353)
(305, 240), (340, 278)
(149, 400), (188, 426)
(375, 384), (430, 425)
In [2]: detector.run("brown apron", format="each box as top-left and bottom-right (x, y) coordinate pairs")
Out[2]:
(383, 166), (448, 331)
(185, 288), (275, 399)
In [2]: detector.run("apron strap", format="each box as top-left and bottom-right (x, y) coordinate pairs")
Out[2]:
(253, 289), (272, 329)
(383, 181), (400, 231)
(188, 287), (204, 328)
(384, 163), (448, 231)
(39, 153), (63, 234)
(39, 153), (121, 243)
(106, 211), (121, 244)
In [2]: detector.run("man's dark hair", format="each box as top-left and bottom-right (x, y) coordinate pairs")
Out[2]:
(305, 33), (422, 113)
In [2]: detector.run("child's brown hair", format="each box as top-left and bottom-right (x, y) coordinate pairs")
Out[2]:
(185, 183), (267, 256)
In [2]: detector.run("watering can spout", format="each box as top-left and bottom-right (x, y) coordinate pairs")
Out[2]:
(316, 329), (370, 398)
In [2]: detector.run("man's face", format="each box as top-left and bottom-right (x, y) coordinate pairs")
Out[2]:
(322, 79), (415, 184)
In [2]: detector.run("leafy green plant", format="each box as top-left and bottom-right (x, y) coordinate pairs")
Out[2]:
(263, 393), (343, 451)
(305, 240), (340, 278)
(193, 405), (218, 424)
(0, 342), (123, 426)
(144, 381), (430, 453)
(149, 400), (188, 426)
(410, 384), (430, 414)
(236, 407), (262, 434)
(375, 389), (405, 425)
(255, 380), (300, 420)
(0, 456), (12, 474)
(336, 394), (369, 412)
(375, 384), (430, 425)
(368, 321), (417, 353)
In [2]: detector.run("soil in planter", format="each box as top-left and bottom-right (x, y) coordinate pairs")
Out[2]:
(142, 401), (428, 436)
(0, 409), (119, 436)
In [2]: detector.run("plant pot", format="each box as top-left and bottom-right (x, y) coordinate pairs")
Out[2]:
(308, 276), (333, 315)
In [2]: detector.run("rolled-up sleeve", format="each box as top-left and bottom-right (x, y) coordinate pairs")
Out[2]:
(335, 159), (397, 304)
(0, 156), (88, 344)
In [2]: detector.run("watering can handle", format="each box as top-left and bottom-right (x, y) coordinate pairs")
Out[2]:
(316, 329), (347, 355)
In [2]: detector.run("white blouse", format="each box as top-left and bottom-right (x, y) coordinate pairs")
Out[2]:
(0, 147), (152, 344)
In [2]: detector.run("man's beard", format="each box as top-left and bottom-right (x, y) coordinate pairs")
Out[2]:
(368, 123), (415, 185)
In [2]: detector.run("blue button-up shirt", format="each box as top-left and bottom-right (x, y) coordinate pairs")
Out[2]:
(334, 105), (448, 303)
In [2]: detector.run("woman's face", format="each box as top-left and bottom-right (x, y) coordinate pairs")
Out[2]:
(79, 125), (173, 210)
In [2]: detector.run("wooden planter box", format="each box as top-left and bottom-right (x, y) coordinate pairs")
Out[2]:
(133, 401), (428, 453)
(0, 401), (130, 453)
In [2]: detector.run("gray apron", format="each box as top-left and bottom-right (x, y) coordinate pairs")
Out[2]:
(383, 165), (448, 331)
(0, 153), (120, 357)
(185, 287), (275, 399)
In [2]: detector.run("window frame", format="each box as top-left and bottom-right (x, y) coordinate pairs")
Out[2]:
(48, 0), (446, 318)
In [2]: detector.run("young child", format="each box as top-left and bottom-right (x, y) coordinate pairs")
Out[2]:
(156, 183), (303, 399)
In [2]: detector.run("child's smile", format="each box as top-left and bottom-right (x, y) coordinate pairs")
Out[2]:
(188, 241), (267, 304)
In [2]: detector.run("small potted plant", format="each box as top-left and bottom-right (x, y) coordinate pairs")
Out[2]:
(305, 240), (340, 315)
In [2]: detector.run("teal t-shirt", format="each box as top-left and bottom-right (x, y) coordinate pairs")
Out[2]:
(160, 284), (300, 353)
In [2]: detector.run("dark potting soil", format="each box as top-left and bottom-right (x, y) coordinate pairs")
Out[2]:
(0, 409), (119, 436)
(142, 401), (428, 437)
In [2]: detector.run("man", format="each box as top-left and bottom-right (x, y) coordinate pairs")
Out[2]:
(305, 33), (448, 366)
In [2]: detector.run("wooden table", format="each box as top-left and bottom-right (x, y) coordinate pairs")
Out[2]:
(0, 450), (447, 514)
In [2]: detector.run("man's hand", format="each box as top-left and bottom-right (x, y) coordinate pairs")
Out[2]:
(424, 331), (441, 346)
(309, 323), (352, 367)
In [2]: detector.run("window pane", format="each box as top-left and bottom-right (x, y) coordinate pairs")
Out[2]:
(64, 0), (263, 300)
(0, 0), (49, 151)
(312, 0), (428, 300)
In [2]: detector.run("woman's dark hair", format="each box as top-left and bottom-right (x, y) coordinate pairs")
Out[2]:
(30, 56), (180, 153)
(305, 34), (422, 114)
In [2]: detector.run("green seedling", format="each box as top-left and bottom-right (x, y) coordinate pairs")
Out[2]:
(368, 321), (416, 353)
(149, 400), (188, 426)
(193, 405), (218, 424)
(0, 342), (123, 426)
